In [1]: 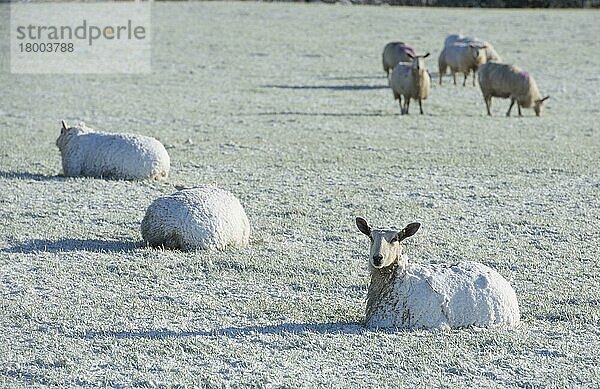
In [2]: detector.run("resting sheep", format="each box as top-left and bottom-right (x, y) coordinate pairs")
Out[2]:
(356, 217), (520, 330)
(389, 52), (431, 115)
(438, 43), (487, 86)
(478, 62), (549, 117)
(56, 121), (170, 180)
(444, 34), (502, 63)
(141, 185), (250, 251)
(382, 42), (416, 77)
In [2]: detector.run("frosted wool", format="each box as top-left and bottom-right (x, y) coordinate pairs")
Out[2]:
(141, 186), (250, 251)
(56, 121), (170, 180)
(438, 43), (487, 87)
(356, 217), (520, 330)
(444, 34), (502, 62)
(389, 53), (431, 115)
(478, 62), (549, 117)
(382, 42), (416, 76)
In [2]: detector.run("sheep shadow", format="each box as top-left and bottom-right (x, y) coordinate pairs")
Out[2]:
(319, 75), (383, 81)
(1, 238), (143, 253)
(261, 84), (387, 91)
(257, 111), (395, 117)
(0, 171), (65, 182)
(80, 322), (365, 340)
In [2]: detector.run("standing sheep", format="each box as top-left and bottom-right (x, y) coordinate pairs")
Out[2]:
(444, 34), (502, 63)
(382, 42), (416, 77)
(438, 43), (487, 87)
(356, 217), (520, 330)
(478, 62), (550, 117)
(389, 52), (431, 115)
(141, 185), (250, 251)
(56, 121), (170, 180)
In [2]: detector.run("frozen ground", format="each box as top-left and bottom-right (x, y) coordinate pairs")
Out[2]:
(0, 2), (599, 387)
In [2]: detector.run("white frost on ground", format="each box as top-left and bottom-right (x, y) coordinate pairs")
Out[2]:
(0, 2), (599, 387)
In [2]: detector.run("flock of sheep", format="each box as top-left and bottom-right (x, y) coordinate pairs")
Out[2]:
(384, 34), (549, 116)
(53, 34), (530, 330)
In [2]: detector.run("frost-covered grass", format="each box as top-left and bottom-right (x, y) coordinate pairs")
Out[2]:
(0, 2), (599, 387)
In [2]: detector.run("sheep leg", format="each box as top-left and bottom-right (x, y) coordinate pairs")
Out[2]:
(517, 103), (522, 116)
(472, 71), (477, 87)
(485, 96), (492, 116)
(507, 99), (515, 117)
(405, 98), (410, 114)
(463, 72), (468, 87)
(399, 96), (404, 115)
(452, 71), (456, 85)
(419, 99), (423, 115)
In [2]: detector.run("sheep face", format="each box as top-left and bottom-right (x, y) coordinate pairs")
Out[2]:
(356, 217), (420, 269)
(56, 120), (85, 151)
(408, 52), (430, 76)
(469, 44), (487, 67)
(534, 96), (550, 116)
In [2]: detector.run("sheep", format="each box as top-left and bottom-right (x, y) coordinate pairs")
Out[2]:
(382, 42), (416, 77)
(444, 34), (502, 63)
(389, 52), (431, 115)
(141, 185), (250, 251)
(438, 43), (487, 87)
(478, 62), (550, 117)
(356, 217), (520, 330)
(56, 121), (170, 180)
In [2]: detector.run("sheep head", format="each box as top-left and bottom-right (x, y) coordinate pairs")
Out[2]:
(407, 52), (430, 76)
(534, 95), (550, 116)
(356, 217), (420, 269)
(469, 43), (488, 66)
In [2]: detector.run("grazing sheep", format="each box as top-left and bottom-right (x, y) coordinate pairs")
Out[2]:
(478, 62), (550, 117)
(56, 121), (170, 180)
(438, 43), (487, 86)
(141, 186), (250, 251)
(382, 42), (416, 77)
(356, 217), (520, 330)
(389, 52), (431, 115)
(444, 34), (502, 63)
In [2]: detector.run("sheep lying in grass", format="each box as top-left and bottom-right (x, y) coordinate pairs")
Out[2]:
(438, 43), (487, 87)
(141, 185), (250, 251)
(56, 121), (170, 180)
(444, 34), (502, 63)
(356, 217), (520, 330)
(389, 52), (431, 115)
(478, 62), (549, 117)
(382, 42), (416, 77)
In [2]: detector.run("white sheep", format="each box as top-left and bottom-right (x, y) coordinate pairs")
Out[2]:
(444, 34), (502, 63)
(56, 121), (170, 180)
(382, 42), (416, 77)
(438, 43), (487, 87)
(356, 217), (520, 330)
(478, 62), (550, 117)
(389, 52), (431, 115)
(141, 185), (250, 251)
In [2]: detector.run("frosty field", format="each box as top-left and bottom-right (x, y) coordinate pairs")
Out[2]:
(0, 2), (599, 387)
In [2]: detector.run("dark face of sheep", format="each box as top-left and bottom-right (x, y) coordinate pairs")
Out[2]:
(534, 96), (550, 116)
(356, 217), (420, 269)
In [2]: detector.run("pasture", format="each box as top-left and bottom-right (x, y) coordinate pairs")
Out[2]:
(0, 2), (599, 386)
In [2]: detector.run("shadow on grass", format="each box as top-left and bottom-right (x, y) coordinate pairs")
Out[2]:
(257, 111), (395, 117)
(81, 322), (365, 340)
(0, 171), (64, 181)
(261, 84), (387, 91)
(1, 238), (143, 253)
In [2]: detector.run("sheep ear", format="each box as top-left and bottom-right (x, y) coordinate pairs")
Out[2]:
(356, 217), (371, 236)
(407, 52), (414, 59)
(541, 95), (550, 102)
(399, 222), (420, 241)
(422, 52), (430, 58)
(61, 120), (69, 132)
